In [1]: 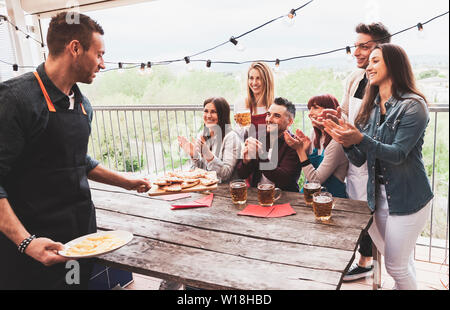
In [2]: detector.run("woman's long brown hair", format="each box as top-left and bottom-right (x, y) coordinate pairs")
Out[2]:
(245, 62), (275, 114)
(308, 94), (340, 150)
(202, 97), (231, 142)
(355, 43), (427, 128)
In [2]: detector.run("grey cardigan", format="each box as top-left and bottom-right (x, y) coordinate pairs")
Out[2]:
(191, 130), (242, 183)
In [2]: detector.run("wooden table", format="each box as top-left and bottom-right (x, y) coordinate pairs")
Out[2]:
(90, 182), (373, 290)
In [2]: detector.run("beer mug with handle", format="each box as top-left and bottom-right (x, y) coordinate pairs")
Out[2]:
(257, 182), (282, 207)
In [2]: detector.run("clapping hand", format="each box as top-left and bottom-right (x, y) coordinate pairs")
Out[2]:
(197, 136), (215, 162)
(178, 136), (196, 158)
(179, 134), (215, 162)
(283, 131), (303, 151)
(242, 137), (262, 164)
(284, 129), (311, 153)
(298, 130), (312, 154)
(323, 118), (363, 148)
(311, 107), (342, 130)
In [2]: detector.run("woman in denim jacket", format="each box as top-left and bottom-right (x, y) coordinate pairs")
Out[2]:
(324, 43), (433, 290)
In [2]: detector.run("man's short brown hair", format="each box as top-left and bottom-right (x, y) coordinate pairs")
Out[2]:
(47, 12), (104, 56)
(355, 22), (391, 44)
(274, 97), (296, 119)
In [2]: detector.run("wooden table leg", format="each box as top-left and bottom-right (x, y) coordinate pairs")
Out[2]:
(372, 242), (382, 290)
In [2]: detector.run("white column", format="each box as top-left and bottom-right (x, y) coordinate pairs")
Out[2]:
(5, 0), (39, 73)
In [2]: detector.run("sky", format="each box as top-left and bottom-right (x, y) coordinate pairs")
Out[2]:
(37, 0), (450, 72)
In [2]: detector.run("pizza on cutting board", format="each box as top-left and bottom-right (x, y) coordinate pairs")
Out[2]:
(151, 168), (218, 193)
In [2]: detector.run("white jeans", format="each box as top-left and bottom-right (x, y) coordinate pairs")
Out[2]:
(368, 185), (431, 290)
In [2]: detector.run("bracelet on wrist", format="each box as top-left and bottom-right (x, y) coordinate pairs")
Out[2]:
(300, 159), (311, 167)
(18, 234), (36, 254)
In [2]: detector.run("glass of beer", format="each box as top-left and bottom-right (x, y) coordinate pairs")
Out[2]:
(312, 192), (334, 221)
(230, 179), (247, 205)
(257, 183), (282, 207)
(303, 182), (321, 206)
(234, 105), (251, 129)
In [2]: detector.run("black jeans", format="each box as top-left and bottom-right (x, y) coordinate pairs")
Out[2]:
(358, 231), (373, 258)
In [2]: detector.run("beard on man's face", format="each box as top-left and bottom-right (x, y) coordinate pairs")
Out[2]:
(73, 57), (97, 84)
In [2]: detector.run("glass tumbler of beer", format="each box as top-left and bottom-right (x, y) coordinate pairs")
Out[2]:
(312, 192), (334, 221)
(234, 103), (251, 129)
(230, 179), (247, 205)
(303, 182), (321, 206)
(257, 183), (282, 207)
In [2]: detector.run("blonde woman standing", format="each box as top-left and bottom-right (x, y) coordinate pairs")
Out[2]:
(235, 62), (275, 139)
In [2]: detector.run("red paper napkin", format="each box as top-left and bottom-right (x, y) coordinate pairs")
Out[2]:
(237, 204), (274, 217)
(266, 203), (296, 218)
(171, 193), (214, 210)
(237, 203), (296, 218)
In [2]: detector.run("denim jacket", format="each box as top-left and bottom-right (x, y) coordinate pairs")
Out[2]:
(344, 91), (433, 215)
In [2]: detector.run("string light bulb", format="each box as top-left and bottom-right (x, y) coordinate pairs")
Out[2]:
(118, 62), (124, 74)
(346, 46), (353, 62)
(229, 36), (245, 52)
(284, 9), (296, 27)
(184, 56), (194, 72)
(12, 64), (19, 77)
(274, 58), (280, 72)
(417, 22), (424, 31)
(417, 22), (426, 39)
(145, 61), (152, 75)
(139, 63), (145, 75)
(206, 60), (212, 70)
(288, 9), (296, 19)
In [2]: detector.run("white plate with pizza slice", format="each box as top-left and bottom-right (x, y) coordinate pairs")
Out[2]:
(58, 230), (133, 259)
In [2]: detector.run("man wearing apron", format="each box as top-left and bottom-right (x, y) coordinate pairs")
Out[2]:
(340, 23), (392, 282)
(0, 13), (151, 289)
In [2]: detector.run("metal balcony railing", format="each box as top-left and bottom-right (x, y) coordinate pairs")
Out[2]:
(89, 103), (449, 265)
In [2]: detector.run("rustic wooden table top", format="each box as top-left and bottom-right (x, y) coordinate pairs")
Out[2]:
(90, 181), (372, 290)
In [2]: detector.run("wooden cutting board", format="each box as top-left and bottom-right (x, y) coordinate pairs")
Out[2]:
(148, 182), (218, 196)
(148, 171), (218, 196)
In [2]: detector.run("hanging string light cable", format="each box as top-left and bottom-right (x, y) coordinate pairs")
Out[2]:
(100, 63), (140, 73)
(1, 10), (448, 72)
(0, 59), (36, 71)
(103, 0), (314, 67)
(101, 10), (448, 71)
(0, 14), (45, 47)
(361, 10), (449, 47)
(185, 10), (450, 68)
(0, 0), (315, 54)
(233, 1), (312, 40)
(188, 0), (314, 58)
